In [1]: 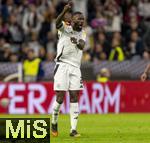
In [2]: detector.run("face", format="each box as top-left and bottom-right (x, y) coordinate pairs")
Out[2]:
(27, 51), (34, 60)
(10, 14), (17, 24)
(131, 32), (138, 42)
(113, 32), (121, 40)
(72, 14), (84, 31)
(112, 38), (119, 48)
(30, 4), (36, 13)
(131, 17), (138, 28)
(100, 68), (110, 78)
(10, 54), (18, 63)
(0, 38), (5, 47)
(39, 47), (46, 56)
(95, 44), (103, 52)
(98, 32), (105, 42)
(46, 52), (55, 62)
(7, 0), (13, 5)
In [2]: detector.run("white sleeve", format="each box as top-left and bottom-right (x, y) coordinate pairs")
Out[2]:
(57, 21), (66, 32)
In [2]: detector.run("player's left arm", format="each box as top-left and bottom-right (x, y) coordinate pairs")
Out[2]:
(77, 31), (86, 50)
(77, 39), (85, 50)
(70, 31), (86, 50)
(70, 38), (85, 50)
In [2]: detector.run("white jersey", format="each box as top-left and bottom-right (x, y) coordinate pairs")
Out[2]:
(55, 21), (86, 68)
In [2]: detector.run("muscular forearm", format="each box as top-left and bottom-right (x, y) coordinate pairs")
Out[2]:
(56, 10), (66, 29)
(56, 2), (71, 29)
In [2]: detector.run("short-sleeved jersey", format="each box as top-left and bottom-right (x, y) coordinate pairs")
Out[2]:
(55, 21), (86, 68)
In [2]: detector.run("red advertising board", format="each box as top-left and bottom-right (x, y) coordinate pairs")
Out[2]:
(0, 81), (150, 114)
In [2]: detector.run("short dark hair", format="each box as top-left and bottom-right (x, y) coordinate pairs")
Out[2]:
(72, 11), (83, 16)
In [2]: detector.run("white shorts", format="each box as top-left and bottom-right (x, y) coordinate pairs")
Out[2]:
(54, 62), (83, 91)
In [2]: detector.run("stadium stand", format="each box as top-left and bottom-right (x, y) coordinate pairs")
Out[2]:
(0, 0), (150, 81)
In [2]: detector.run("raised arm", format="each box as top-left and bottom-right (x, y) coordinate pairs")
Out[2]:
(56, 1), (72, 29)
(141, 64), (150, 81)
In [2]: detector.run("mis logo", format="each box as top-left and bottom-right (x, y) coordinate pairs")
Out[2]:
(0, 118), (50, 143)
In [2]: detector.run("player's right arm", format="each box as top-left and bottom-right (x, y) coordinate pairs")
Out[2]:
(141, 64), (150, 81)
(56, 1), (72, 29)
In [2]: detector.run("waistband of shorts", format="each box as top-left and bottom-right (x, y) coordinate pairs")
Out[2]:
(55, 60), (79, 68)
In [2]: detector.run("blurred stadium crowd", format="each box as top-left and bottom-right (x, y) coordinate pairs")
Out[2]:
(0, 0), (150, 63)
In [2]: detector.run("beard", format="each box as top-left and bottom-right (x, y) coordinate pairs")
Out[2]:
(73, 23), (82, 31)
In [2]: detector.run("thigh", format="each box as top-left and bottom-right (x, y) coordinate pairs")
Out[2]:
(69, 67), (83, 91)
(54, 63), (69, 91)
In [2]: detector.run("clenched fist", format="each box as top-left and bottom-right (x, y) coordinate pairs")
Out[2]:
(63, 0), (73, 13)
(140, 72), (147, 81)
(70, 37), (77, 44)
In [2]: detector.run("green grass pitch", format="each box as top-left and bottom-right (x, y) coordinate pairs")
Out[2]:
(0, 114), (150, 143)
